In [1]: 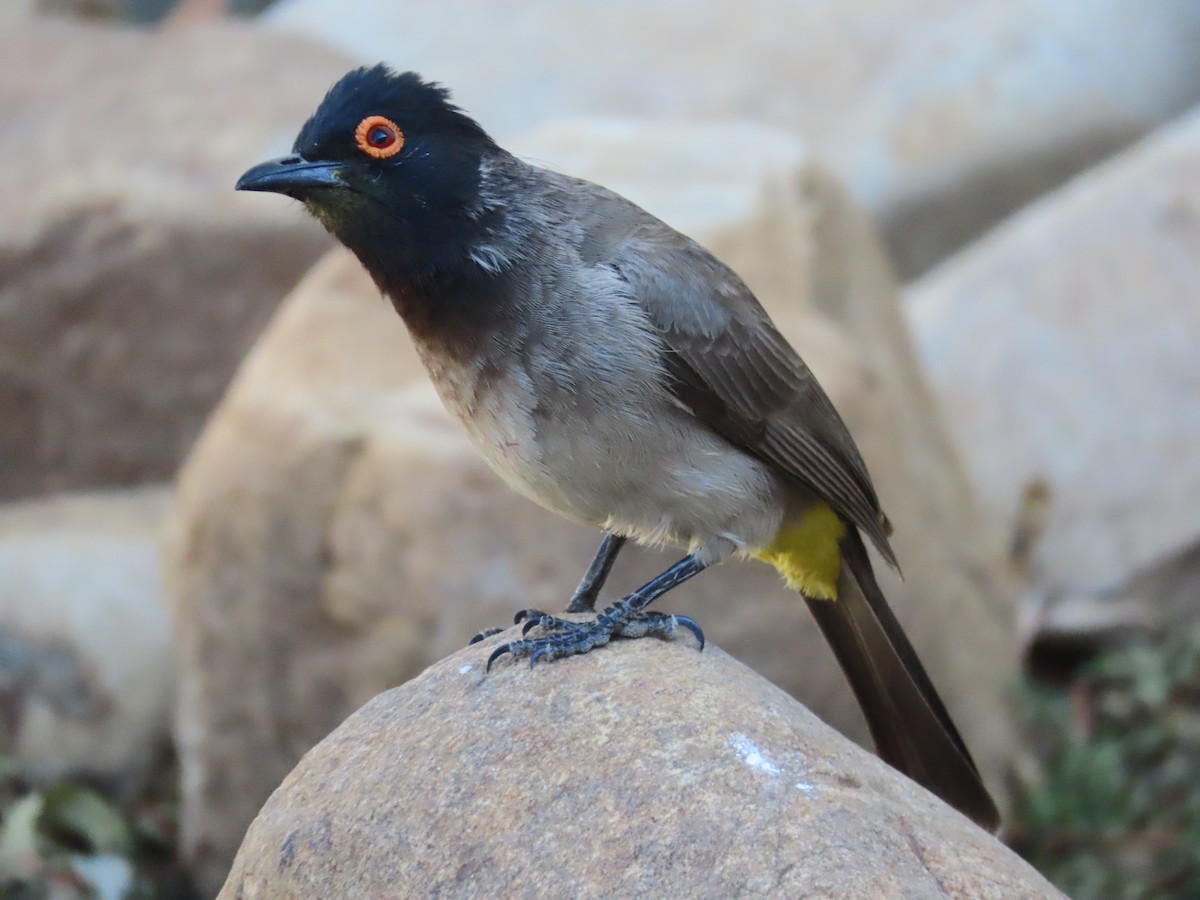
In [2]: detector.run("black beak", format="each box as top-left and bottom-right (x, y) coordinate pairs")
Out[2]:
(235, 155), (344, 195)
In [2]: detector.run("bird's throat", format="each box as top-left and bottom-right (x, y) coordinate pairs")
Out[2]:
(376, 251), (519, 355)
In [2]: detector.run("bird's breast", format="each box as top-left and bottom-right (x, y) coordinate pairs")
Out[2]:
(397, 262), (785, 554)
(406, 298), (676, 527)
(409, 323), (785, 558)
(413, 339), (551, 502)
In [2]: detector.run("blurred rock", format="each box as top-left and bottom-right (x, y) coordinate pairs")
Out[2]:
(263, 0), (1200, 278)
(1, 0), (38, 23)
(38, 0), (123, 20)
(37, 0), (249, 23)
(1027, 536), (1200, 668)
(0, 20), (355, 501)
(909, 106), (1200, 640)
(168, 119), (1018, 895)
(219, 639), (1060, 900)
(167, 0), (226, 25)
(0, 488), (173, 792)
(1120, 538), (1200, 631)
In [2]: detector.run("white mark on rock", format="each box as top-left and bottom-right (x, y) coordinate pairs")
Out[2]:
(729, 733), (781, 776)
(459, 664), (473, 674)
(794, 781), (817, 795)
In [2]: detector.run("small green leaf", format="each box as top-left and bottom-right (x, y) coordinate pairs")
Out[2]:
(0, 792), (46, 878)
(40, 786), (133, 857)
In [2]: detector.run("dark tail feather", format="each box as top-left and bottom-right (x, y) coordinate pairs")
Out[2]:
(804, 528), (1001, 830)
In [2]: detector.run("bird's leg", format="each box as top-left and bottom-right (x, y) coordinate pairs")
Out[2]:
(468, 533), (626, 646)
(566, 533), (626, 612)
(512, 532), (628, 631)
(486, 553), (708, 670)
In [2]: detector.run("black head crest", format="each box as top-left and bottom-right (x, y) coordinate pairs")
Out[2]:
(237, 65), (505, 295)
(294, 65), (495, 162)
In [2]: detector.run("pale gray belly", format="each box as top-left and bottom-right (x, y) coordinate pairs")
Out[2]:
(421, 345), (786, 559)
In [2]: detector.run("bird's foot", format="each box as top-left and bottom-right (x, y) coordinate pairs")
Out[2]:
(486, 602), (704, 671)
(467, 626), (505, 645)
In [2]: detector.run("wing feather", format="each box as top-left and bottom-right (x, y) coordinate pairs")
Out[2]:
(606, 220), (896, 565)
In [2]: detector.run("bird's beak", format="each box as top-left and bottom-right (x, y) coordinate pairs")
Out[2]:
(235, 155), (344, 195)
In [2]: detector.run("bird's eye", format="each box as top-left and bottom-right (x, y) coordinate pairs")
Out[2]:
(355, 115), (405, 159)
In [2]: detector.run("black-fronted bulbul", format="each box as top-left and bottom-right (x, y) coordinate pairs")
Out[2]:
(236, 65), (1000, 830)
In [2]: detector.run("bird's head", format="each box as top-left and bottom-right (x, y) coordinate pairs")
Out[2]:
(237, 65), (499, 287)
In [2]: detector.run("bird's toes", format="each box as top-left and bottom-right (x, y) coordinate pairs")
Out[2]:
(669, 615), (706, 650)
(612, 611), (706, 649)
(481, 609), (705, 673)
(520, 612), (580, 636)
(468, 626), (506, 646)
(486, 642), (518, 672)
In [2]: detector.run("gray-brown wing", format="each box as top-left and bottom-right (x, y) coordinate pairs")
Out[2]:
(608, 221), (897, 567)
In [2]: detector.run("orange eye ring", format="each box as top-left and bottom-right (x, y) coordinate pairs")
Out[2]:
(355, 115), (405, 159)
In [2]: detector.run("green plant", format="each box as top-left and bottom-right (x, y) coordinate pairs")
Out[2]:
(1011, 629), (1200, 899)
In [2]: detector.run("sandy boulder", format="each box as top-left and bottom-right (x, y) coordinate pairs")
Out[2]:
(908, 106), (1200, 636)
(0, 20), (354, 500)
(220, 636), (1060, 899)
(0, 488), (173, 792)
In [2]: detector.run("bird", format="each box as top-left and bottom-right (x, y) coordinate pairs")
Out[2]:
(236, 64), (1000, 831)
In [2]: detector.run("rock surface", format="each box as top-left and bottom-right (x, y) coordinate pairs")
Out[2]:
(168, 120), (1018, 895)
(0, 0), (37, 23)
(908, 106), (1200, 627)
(0, 488), (173, 791)
(0, 20), (354, 500)
(220, 636), (1060, 900)
(264, 0), (1200, 276)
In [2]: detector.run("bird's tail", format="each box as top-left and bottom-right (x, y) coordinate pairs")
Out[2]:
(802, 528), (1001, 830)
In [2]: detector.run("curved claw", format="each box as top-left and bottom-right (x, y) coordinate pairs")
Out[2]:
(469, 626), (504, 646)
(522, 617), (542, 636)
(487, 644), (514, 672)
(513, 608), (545, 625)
(529, 644), (552, 669)
(673, 615), (706, 651)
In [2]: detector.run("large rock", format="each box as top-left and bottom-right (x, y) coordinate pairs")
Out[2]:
(0, 488), (173, 792)
(264, 0), (1200, 277)
(0, 20), (355, 501)
(1, 0), (37, 23)
(908, 106), (1200, 630)
(38, 0), (122, 20)
(167, 119), (1018, 895)
(219, 637), (1060, 899)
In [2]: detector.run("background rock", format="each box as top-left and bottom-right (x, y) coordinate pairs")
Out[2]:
(908, 105), (1200, 633)
(0, 488), (173, 791)
(0, 20), (354, 501)
(36, 0), (269, 23)
(37, 0), (123, 19)
(167, 119), (1018, 895)
(0, 0), (38, 23)
(219, 637), (1060, 900)
(1117, 538), (1200, 632)
(263, 0), (1200, 277)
